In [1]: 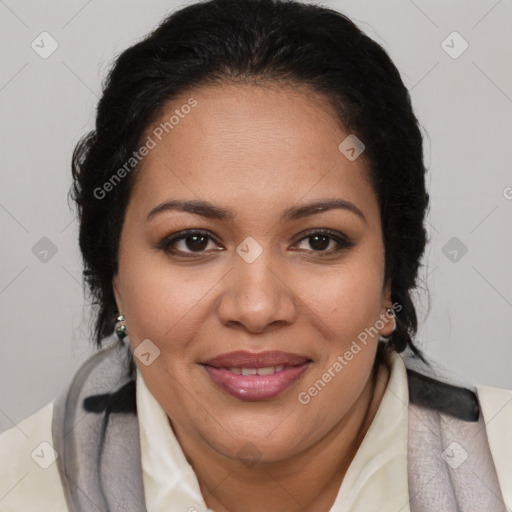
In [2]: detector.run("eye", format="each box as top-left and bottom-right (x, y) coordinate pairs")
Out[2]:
(292, 229), (355, 256)
(157, 228), (355, 258)
(157, 229), (222, 257)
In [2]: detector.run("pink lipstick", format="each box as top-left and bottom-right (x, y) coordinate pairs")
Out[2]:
(201, 350), (311, 401)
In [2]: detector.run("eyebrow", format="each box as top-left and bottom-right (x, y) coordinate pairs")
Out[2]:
(146, 198), (367, 224)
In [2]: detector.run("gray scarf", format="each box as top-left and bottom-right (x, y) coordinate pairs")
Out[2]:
(51, 341), (507, 511)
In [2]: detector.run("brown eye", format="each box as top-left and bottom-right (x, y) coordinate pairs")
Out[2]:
(293, 230), (355, 256)
(158, 230), (220, 256)
(181, 234), (210, 251)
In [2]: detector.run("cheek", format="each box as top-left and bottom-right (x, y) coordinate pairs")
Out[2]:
(117, 247), (221, 349)
(304, 261), (384, 342)
(120, 269), (170, 339)
(116, 244), (181, 341)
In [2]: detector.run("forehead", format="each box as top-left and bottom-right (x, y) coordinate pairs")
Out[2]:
(130, 82), (378, 224)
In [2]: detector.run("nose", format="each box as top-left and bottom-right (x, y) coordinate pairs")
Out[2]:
(217, 250), (297, 334)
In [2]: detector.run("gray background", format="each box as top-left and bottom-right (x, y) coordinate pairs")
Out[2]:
(1, 0), (511, 434)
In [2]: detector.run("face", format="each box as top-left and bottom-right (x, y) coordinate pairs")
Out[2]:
(113, 82), (394, 464)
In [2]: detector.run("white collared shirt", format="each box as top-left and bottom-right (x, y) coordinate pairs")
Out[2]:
(137, 350), (411, 512)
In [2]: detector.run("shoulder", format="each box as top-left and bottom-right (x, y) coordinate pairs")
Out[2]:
(477, 382), (512, 418)
(475, 383), (512, 443)
(476, 384), (512, 510)
(476, 382), (512, 415)
(0, 401), (69, 511)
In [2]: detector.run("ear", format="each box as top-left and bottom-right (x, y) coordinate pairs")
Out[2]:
(379, 278), (395, 338)
(112, 273), (123, 313)
(382, 277), (392, 305)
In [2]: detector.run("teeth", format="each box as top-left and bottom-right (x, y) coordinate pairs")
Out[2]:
(257, 366), (276, 376)
(224, 365), (286, 375)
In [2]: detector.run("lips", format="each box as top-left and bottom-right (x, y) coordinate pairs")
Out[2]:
(202, 350), (310, 369)
(200, 350), (312, 401)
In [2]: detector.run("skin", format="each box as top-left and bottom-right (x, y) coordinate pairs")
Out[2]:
(113, 82), (395, 512)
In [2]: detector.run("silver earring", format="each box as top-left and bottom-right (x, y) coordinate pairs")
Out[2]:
(116, 315), (127, 339)
(380, 308), (396, 342)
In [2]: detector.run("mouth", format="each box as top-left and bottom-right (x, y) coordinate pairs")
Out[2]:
(200, 351), (312, 401)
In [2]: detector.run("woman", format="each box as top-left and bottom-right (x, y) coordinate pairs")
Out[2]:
(1, 0), (510, 510)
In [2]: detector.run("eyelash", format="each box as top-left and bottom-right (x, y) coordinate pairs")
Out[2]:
(157, 228), (355, 258)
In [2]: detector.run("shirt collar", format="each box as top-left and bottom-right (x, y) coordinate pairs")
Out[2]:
(329, 349), (411, 512)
